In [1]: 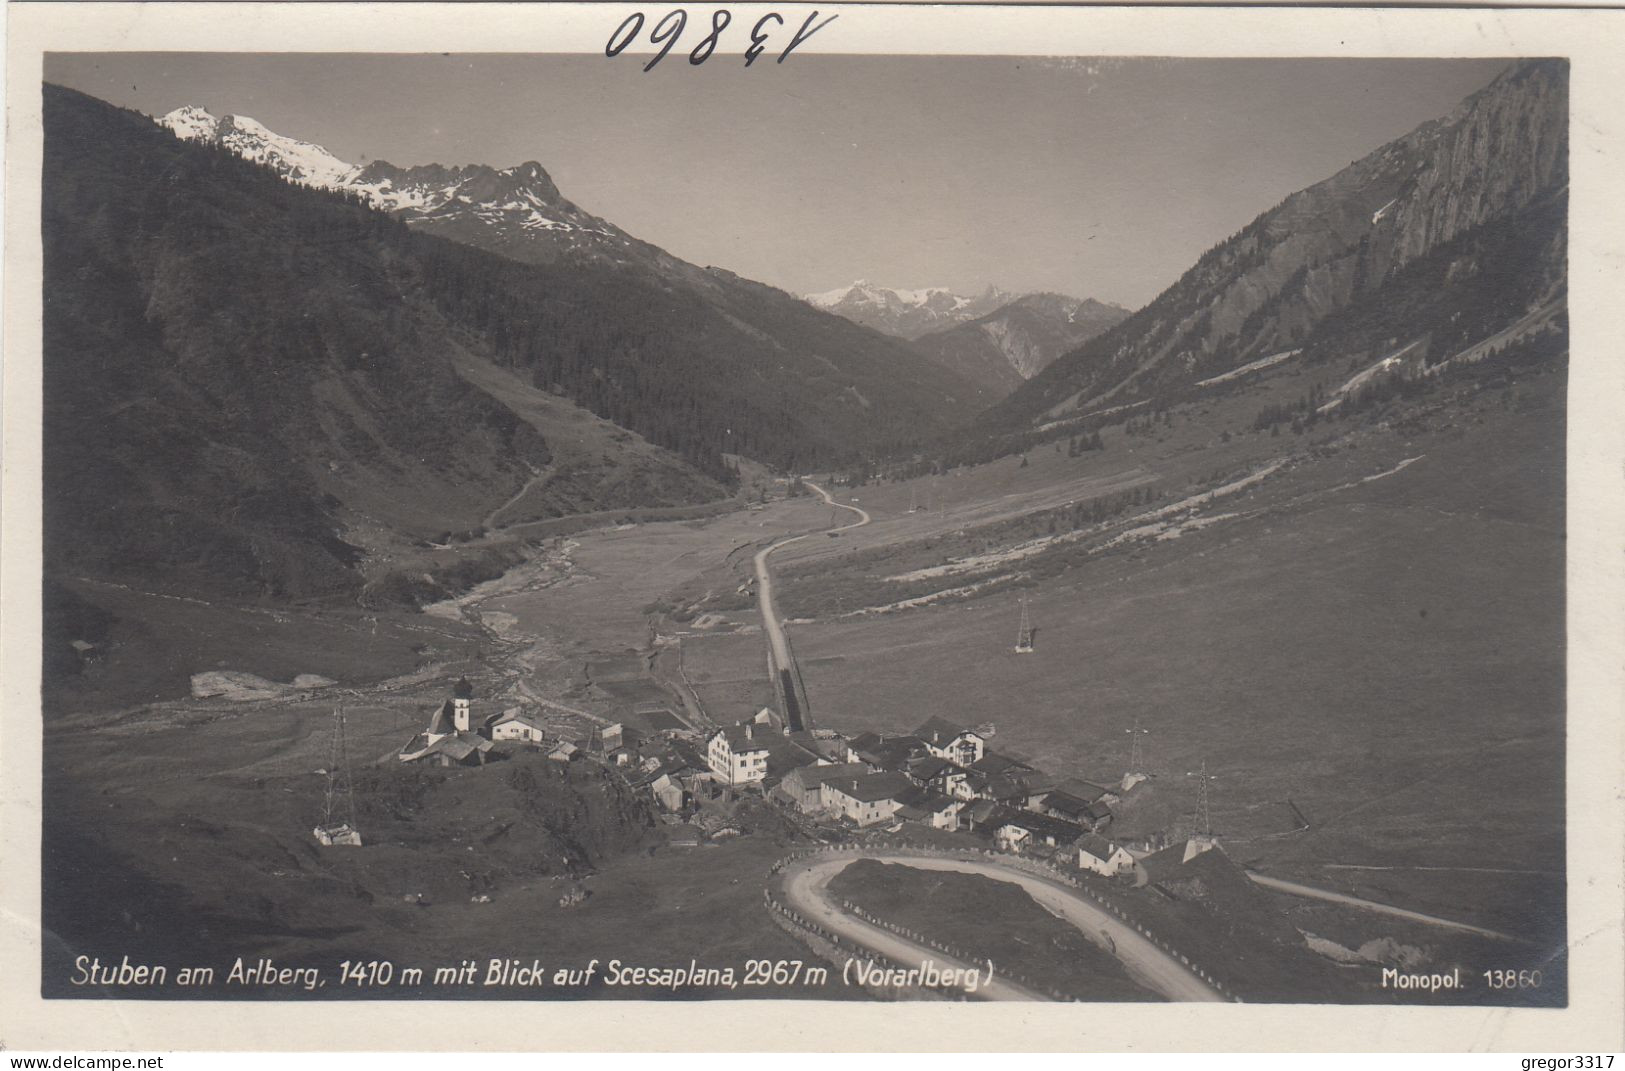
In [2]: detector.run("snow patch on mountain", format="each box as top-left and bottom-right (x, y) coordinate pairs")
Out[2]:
(154, 105), (632, 261)
(801, 280), (1016, 339)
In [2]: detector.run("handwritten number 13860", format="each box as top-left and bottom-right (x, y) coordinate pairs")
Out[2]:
(606, 10), (838, 70)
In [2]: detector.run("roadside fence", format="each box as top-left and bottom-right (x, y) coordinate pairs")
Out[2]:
(765, 838), (1241, 1003)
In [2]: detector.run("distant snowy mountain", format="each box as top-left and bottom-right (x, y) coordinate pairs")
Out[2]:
(159, 106), (653, 269)
(803, 280), (1015, 340)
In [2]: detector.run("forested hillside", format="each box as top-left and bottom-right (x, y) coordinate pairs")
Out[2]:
(43, 85), (725, 600)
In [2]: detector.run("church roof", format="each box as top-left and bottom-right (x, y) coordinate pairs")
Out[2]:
(453, 676), (475, 699)
(426, 699), (455, 736)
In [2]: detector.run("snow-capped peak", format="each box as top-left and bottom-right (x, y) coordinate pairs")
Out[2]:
(159, 105), (218, 142)
(149, 106), (627, 262)
(158, 105), (361, 188)
(214, 114), (361, 188)
(801, 281), (1022, 340)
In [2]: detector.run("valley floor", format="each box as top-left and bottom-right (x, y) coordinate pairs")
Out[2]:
(39, 351), (1567, 1004)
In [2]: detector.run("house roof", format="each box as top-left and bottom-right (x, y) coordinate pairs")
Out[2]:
(1041, 790), (1095, 818)
(906, 754), (954, 781)
(495, 708), (548, 732)
(432, 733), (493, 761)
(984, 774), (1038, 802)
(1075, 832), (1126, 862)
(969, 751), (1034, 777)
(915, 716), (975, 746)
(995, 808), (1086, 842)
(868, 736), (929, 771)
(846, 731), (883, 754)
(826, 771), (913, 804)
(712, 723), (771, 754)
(965, 799), (1002, 825)
(760, 732), (822, 780)
(784, 762), (870, 791)
(896, 785), (962, 814)
(1053, 778), (1109, 803)
(669, 739), (708, 769)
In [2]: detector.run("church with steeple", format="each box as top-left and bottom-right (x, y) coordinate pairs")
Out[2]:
(398, 676), (495, 766)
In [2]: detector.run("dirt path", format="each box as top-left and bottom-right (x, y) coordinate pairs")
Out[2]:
(482, 465), (551, 530)
(1246, 871), (1525, 942)
(780, 852), (1226, 1003)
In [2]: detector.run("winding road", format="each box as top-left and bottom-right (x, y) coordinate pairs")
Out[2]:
(780, 852), (1227, 1002)
(751, 481), (870, 729)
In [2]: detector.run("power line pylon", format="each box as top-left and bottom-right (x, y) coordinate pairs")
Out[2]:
(1126, 716), (1150, 776)
(1186, 759), (1217, 838)
(1014, 596), (1035, 653)
(314, 705), (362, 847)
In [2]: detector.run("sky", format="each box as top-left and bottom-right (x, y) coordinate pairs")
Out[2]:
(44, 53), (1509, 307)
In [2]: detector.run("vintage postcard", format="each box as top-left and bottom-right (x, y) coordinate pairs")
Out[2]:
(3, 1), (1622, 1054)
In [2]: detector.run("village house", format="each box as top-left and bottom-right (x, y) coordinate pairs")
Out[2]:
(821, 771), (914, 827)
(844, 732), (933, 773)
(706, 721), (771, 786)
(994, 822), (1033, 852)
(775, 762), (870, 813)
(593, 722), (626, 754)
(903, 753), (968, 798)
(1074, 832), (1136, 876)
(894, 787), (964, 831)
(989, 808), (1087, 853)
(914, 716), (986, 767)
(649, 772), (687, 812)
(1030, 788), (1097, 824)
(490, 708), (548, 745)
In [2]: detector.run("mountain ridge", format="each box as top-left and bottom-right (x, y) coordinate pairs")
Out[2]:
(803, 280), (1020, 340)
(974, 58), (1567, 439)
(156, 103), (987, 462)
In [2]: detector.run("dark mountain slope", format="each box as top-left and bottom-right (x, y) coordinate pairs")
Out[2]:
(912, 294), (1130, 398)
(975, 59), (1567, 439)
(43, 84), (726, 601)
(162, 104), (988, 466)
(45, 87), (553, 599)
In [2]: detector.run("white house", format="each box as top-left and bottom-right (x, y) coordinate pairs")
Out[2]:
(915, 716), (986, 767)
(897, 792), (964, 831)
(994, 823), (1033, 852)
(706, 722), (770, 786)
(821, 772), (912, 828)
(491, 708), (548, 744)
(1074, 833), (1135, 876)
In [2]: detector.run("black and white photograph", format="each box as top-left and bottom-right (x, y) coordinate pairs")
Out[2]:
(4, 1), (1623, 1054)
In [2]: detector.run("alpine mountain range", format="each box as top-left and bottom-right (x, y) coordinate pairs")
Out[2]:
(44, 56), (1565, 614)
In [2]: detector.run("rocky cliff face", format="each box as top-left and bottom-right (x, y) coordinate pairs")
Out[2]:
(981, 59), (1567, 430)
